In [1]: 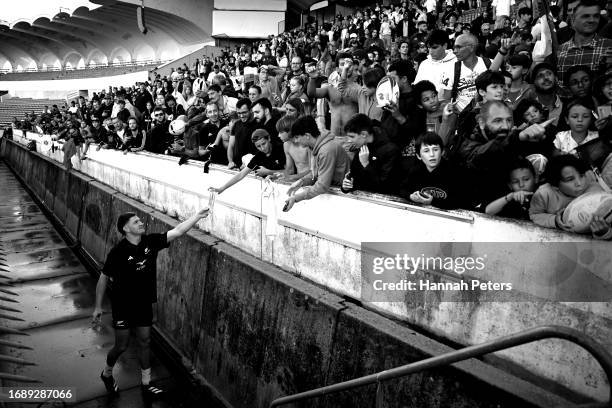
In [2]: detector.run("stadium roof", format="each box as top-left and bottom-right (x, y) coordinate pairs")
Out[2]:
(0, 0), (211, 71)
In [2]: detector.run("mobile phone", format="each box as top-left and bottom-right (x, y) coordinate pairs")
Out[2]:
(598, 105), (612, 118)
(282, 201), (290, 212)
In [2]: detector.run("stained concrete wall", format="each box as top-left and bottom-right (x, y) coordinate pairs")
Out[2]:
(5, 131), (612, 403)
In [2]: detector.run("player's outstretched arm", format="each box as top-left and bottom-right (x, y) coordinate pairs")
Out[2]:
(167, 208), (210, 243)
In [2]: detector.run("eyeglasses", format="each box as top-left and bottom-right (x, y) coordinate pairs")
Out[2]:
(453, 44), (474, 50)
(154, 113), (164, 117)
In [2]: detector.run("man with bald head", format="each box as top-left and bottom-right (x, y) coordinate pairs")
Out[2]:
(459, 100), (552, 206)
(440, 33), (491, 112)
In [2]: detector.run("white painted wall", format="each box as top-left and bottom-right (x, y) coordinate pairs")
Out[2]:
(214, 0), (287, 11)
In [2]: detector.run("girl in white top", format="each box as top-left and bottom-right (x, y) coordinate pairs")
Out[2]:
(553, 100), (599, 155)
(181, 82), (197, 110)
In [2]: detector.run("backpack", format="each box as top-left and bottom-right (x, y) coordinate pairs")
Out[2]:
(450, 57), (491, 101)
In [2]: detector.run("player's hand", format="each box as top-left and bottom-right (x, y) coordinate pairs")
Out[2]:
(358, 145), (370, 167)
(254, 166), (270, 177)
(227, 161), (238, 170)
(196, 207), (210, 219)
(92, 307), (103, 325)
(208, 186), (222, 194)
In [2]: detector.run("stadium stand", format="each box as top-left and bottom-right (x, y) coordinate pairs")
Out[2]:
(0, 62), (162, 82)
(0, 98), (65, 127)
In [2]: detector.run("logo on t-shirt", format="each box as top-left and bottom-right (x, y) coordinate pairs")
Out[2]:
(421, 187), (447, 199)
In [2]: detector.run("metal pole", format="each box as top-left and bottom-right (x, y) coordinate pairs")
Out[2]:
(270, 326), (612, 407)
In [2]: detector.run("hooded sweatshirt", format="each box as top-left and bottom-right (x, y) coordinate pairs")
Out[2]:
(529, 181), (602, 229)
(413, 50), (457, 95)
(295, 131), (350, 202)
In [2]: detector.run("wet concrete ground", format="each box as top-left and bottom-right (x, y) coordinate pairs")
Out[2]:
(0, 162), (225, 408)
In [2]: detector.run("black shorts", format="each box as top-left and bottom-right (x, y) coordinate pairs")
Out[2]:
(111, 301), (153, 329)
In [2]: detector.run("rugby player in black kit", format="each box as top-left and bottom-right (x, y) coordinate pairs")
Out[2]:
(92, 208), (209, 398)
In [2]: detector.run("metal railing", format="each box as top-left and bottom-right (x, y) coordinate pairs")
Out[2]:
(0, 59), (169, 74)
(270, 325), (612, 408)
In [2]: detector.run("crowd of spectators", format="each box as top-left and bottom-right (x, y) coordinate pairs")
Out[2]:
(11, 0), (612, 238)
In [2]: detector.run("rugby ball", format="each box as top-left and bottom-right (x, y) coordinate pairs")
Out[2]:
(526, 154), (548, 177)
(375, 76), (400, 108)
(562, 191), (612, 233)
(169, 118), (186, 136)
(328, 71), (341, 88)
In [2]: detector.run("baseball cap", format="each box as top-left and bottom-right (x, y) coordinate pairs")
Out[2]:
(531, 62), (557, 82)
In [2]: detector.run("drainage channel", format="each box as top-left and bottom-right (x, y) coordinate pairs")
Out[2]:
(0, 161), (226, 408)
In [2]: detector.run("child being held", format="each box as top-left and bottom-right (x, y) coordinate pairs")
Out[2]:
(529, 154), (612, 239)
(485, 157), (538, 220)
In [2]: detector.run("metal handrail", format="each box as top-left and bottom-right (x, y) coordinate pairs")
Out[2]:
(270, 325), (612, 407)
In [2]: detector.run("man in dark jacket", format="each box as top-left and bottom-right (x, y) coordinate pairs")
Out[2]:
(133, 83), (154, 113)
(145, 107), (172, 154)
(459, 100), (552, 207)
(381, 60), (421, 155)
(340, 114), (400, 195)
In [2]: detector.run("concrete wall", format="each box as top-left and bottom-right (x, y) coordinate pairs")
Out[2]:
(5, 131), (611, 403)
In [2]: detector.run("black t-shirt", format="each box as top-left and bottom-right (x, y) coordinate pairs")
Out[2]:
(198, 120), (227, 147)
(247, 142), (286, 171)
(232, 120), (258, 166)
(102, 233), (169, 306)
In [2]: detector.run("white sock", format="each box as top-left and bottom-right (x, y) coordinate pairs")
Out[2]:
(103, 365), (113, 377)
(141, 368), (151, 386)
